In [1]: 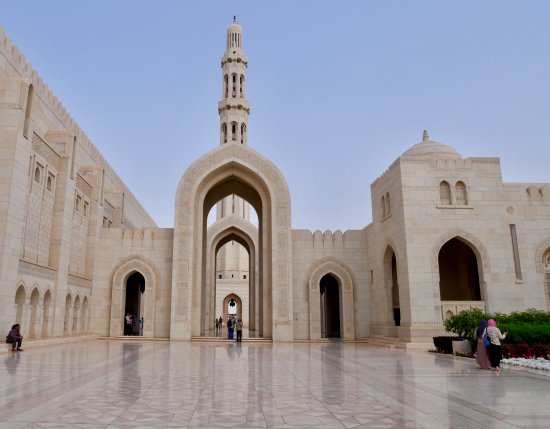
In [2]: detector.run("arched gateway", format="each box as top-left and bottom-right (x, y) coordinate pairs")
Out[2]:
(172, 145), (293, 341)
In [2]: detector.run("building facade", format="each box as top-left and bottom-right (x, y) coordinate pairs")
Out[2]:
(1, 21), (549, 345)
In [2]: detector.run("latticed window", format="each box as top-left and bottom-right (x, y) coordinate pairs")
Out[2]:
(439, 181), (451, 205)
(455, 181), (468, 205)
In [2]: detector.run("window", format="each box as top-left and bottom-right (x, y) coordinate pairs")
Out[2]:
(439, 181), (451, 205)
(47, 173), (54, 191)
(75, 195), (81, 212)
(224, 75), (228, 98)
(34, 166), (41, 182)
(239, 75), (245, 98)
(219, 274), (222, 279)
(240, 123), (246, 144)
(243, 275), (247, 279)
(103, 216), (108, 227)
(381, 195), (386, 218)
(232, 74), (237, 97)
(221, 123), (227, 143)
(455, 181), (468, 205)
(231, 122), (237, 141)
(83, 201), (89, 216)
(385, 192), (391, 216)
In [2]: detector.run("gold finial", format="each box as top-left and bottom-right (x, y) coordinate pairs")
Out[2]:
(422, 130), (429, 142)
(233, 15), (237, 23)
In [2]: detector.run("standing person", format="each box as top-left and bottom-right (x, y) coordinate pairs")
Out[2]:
(227, 317), (233, 340)
(132, 315), (140, 336)
(125, 313), (132, 335)
(215, 317), (219, 334)
(236, 319), (243, 342)
(6, 324), (23, 351)
(475, 319), (490, 369)
(486, 319), (507, 374)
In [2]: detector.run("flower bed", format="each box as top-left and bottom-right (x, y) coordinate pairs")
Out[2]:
(501, 357), (550, 371)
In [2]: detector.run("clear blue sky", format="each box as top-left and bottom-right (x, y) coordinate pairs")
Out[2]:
(2, 1), (549, 230)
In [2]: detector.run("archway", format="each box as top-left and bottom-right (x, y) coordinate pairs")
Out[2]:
(42, 290), (52, 337)
(72, 296), (81, 334)
(64, 294), (72, 335)
(383, 246), (400, 328)
(29, 288), (40, 338)
(173, 145), (292, 341)
(14, 285), (26, 325)
(80, 297), (88, 334)
(222, 293), (243, 326)
(207, 218), (257, 337)
(308, 258), (355, 340)
(320, 274), (340, 338)
(110, 256), (158, 337)
(438, 238), (481, 300)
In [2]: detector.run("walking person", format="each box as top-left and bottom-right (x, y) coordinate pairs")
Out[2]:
(236, 319), (243, 342)
(486, 319), (507, 374)
(6, 324), (23, 351)
(475, 319), (490, 370)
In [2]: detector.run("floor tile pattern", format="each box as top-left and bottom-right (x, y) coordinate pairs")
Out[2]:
(1, 340), (549, 428)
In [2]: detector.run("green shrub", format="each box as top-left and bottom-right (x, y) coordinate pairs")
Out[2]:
(443, 308), (487, 343)
(498, 323), (550, 345)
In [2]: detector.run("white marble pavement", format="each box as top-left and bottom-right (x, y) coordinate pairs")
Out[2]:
(0, 340), (549, 428)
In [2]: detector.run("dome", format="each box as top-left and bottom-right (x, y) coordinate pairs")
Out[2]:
(401, 131), (462, 159)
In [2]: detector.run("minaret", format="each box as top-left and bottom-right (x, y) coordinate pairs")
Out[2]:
(218, 16), (250, 146)
(216, 18), (250, 281)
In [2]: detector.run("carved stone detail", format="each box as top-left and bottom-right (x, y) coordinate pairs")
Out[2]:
(535, 238), (550, 273)
(32, 133), (60, 169)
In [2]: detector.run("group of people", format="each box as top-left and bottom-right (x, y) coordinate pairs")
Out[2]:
(475, 319), (508, 374)
(214, 315), (243, 341)
(5, 324), (23, 352)
(124, 313), (141, 336)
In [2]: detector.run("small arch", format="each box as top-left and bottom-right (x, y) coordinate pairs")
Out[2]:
(455, 181), (468, 205)
(14, 285), (26, 326)
(223, 293), (242, 327)
(231, 122), (237, 141)
(34, 166), (41, 182)
(320, 274), (341, 338)
(240, 123), (246, 144)
(42, 290), (52, 337)
(64, 293), (72, 335)
(110, 255), (159, 337)
(307, 258), (355, 340)
(439, 181), (451, 205)
(80, 296), (89, 334)
(535, 238), (550, 272)
(239, 74), (245, 98)
(383, 246), (400, 328)
(232, 73), (237, 97)
(72, 295), (81, 334)
(29, 288), (40, 338)
(224, 74), (229, 98)
(221, 123), (227, 144)
(444, 310), (454, 320)
(47, 174), (53, 191)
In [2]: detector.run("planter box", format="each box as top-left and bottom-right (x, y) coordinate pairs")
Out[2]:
(452, 340), (472, 354)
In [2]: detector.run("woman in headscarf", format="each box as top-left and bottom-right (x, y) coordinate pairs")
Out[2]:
(486, 319), (507, 374)
(475, 319), (490, 369)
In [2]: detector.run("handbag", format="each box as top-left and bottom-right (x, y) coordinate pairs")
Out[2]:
(482, 328), (491, 347)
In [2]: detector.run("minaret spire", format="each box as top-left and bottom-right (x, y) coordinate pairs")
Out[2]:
(218, 18), (250, 145)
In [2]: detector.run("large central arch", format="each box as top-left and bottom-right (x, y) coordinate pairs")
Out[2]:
(172, 144), (293, 341)
(206, 216), (258, 334)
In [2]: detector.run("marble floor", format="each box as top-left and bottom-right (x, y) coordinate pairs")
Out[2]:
(1, 340), (549, 428)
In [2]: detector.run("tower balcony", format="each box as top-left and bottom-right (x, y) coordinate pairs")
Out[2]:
(218, 99), (250, 114)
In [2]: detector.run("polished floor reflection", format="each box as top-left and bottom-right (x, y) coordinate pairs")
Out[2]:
(1, 340), (549, 428)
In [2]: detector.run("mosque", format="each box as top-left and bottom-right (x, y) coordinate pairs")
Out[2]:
(1, 20), (549, 346)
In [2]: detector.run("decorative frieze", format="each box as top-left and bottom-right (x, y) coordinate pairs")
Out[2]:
(32, 133), (60, 169)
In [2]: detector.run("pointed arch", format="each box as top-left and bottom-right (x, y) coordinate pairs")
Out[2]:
(431, 229), (490, 273)
(307, 257), (355, 340)
(110, 255), (159, 337)
(29, 288), (40, 338)
(535, 237), (550, 272)
(439, 181), (451, 205)
(42, 289), (52, 338)
(173, 143), (292, 341)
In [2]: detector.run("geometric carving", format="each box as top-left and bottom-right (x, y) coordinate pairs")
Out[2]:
(32, 133), (60, 169)
(535, 237), (550, 273)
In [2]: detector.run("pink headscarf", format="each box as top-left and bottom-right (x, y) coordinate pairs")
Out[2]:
(487, 319), (497, 327)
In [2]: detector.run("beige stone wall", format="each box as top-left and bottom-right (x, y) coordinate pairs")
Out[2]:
(291, 229), (368, 340)
(92, 228), (173, 337)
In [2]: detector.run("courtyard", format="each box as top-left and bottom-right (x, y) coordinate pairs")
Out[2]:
(1, 340), (549, 428)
